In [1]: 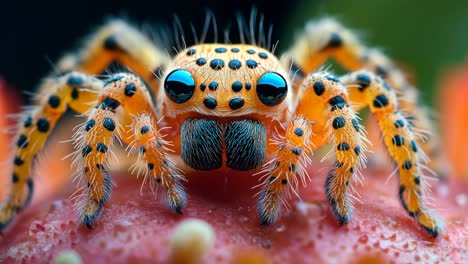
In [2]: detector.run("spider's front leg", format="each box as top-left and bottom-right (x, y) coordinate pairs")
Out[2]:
(342, 70), (442, 237)
(77, 73), (186, 228)
(257, 73), (365, 226)
(0, 72), (102, 230)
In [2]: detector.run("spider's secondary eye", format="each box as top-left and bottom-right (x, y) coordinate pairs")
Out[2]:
(164, 69), (195, 104)
(256, 72), (288, 106)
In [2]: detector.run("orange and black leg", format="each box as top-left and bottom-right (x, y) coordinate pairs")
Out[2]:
(76, 73), (186, 228)
(342, 70), (442, 237)
(257, 72), (365, 225)
(284, 17), (448, 178)
(0, 72), (102, 230)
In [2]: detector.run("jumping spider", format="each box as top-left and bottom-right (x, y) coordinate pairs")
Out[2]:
(0, 17), (445, 237)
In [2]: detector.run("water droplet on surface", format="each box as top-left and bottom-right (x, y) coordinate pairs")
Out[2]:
(275, 225), (286, 232)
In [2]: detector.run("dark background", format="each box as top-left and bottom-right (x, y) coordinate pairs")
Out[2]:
(1, 0), (467, 105)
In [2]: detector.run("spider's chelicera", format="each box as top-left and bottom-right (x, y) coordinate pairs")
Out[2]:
(0, 17), (446, 238)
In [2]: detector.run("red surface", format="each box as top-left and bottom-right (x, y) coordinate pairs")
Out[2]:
(0, 78), (467, 263)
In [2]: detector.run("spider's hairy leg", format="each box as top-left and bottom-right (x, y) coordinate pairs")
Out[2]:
(77, 72), (184, 228)
(0, 72), (102, 231)
(257, 117), (313, 225)
(342, 70), (442, 238)
(299, 73), (366, 225)
(283, 17), (449, 179)
(129, 114), (187, 215)
(57, 19), (168, 91)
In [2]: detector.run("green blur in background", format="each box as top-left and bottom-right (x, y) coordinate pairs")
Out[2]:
(282, 0), (468, 105)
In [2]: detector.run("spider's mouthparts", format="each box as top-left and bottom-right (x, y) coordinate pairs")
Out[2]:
(181, 118), (266, 171)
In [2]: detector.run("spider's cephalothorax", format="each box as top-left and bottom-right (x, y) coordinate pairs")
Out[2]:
(0, 18), (445, 237)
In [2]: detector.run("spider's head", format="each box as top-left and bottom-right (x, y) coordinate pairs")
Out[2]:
(159, 44), (291, 119)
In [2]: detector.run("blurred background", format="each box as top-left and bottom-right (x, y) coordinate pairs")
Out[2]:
(0, 0), (467, 105)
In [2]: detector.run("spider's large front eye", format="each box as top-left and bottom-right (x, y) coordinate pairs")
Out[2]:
(164, 69), (195, 104)
(256, 72), (288, 106)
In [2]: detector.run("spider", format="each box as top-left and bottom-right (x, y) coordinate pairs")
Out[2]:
(0, 17), (445, 238)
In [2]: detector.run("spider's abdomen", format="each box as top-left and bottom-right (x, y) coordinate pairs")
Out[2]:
(181, 118), (266, 171)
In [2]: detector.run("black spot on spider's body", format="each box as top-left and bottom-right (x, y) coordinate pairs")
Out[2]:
(232, 81), (243, 92)
(215, 47), (227, 53)
(292, 147), (302, 156)
(402, 160), (412, 170)
(228, 59), (242, 70)
(326, 32), (343, 48)
(203, 97), (217, 109)
(24, 116), (32, 128)
(274, 161), (280, 168)
(350, 167), (354, 173)
(411, 140), (418, 152)
(326, 75), (340, 83)
(229, 98), (245, 110)
(414, 176), (420, 185)
(85, 119), (95, 132)
(373, 94), (389, 108)
(124, 83), (136, 97)
(101, 97), (120, 110)
(294, 128), (304, 137)
(96, 143), (108, 153)
(231, 48), (240, 53)
(336, 161), (344, 167)
(225, 120), (266, 171)
(96, 163), (105, 170)
(71, 88), (79, 99)
(258, 52), (268, 59)
(48, 95), (60, 108)
(17, 134), (28, 148)
(289, 164), (296, 172)
(186, 49), (196, 56)
(12, 173), (19, 183)
(246, 59), (258, 69)
(147, 163), (154, 170)
(392, 135), (405, 146)
(247, 49), (256, 54)
(351, 119), (360, 132)
(196, 58), (207, 66)
(281, 179), (288, 185)
(103, 117), (115, 131)
(209, 82), (218, 91)
(356, 74), (371, 91)
(36, 118), (50, 133)
(376, 65), (389, 78)
(67, 76), (83, 86)
(140, 126), (149, 134)
(354, 146), (361, 155)
(329, 96), (346, 110)
(313, 81), (325, 96)
(210, 59), (224, 70)
(245, 83), (252, 90)
(82, 145), (92, 157)
(200, 83), (207, 91)
(394, 119), (405, 128)
(139, 146), (146, 154)
(337, 142), (350, 151)
(14, 156), (24, 166)
(103, 75), (124, 86)
(332, 116), (346, 129)
(103, 35), (123, 51)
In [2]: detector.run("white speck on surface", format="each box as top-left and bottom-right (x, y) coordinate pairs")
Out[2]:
(53, 250), (83, 264)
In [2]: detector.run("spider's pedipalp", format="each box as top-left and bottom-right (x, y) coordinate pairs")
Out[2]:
(0, 72), (102, 231)
(284, 17), (449, 179)
(342, 70), (443, 237)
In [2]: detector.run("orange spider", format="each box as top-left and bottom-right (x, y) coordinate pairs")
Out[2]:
(0, 17), (445, 238)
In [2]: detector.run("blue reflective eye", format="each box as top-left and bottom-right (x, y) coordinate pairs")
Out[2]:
(256, 72), (288, 106)
(164, 70), (195, 104)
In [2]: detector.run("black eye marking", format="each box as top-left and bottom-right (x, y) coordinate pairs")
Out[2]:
(196, 58), (207, 66)
(186, 49), (196, 56)
(203, 97), (217, 109)
(245, 83), (252, 90)
(231, 48), (240, 53)
(209, 82), (219, 91)
(164, 70), (195, 104)
(247, 49), (256, 54)
(210, 59), (225, 70)
(258, 52), (268, 59)
(229, 98), (245, 110)
(256, 72), (288, 106)
(246, 59), (258, 69)
(215, 47), (227, 53)
(200, 83), (207, 91)
(232, 81), (243, 92)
